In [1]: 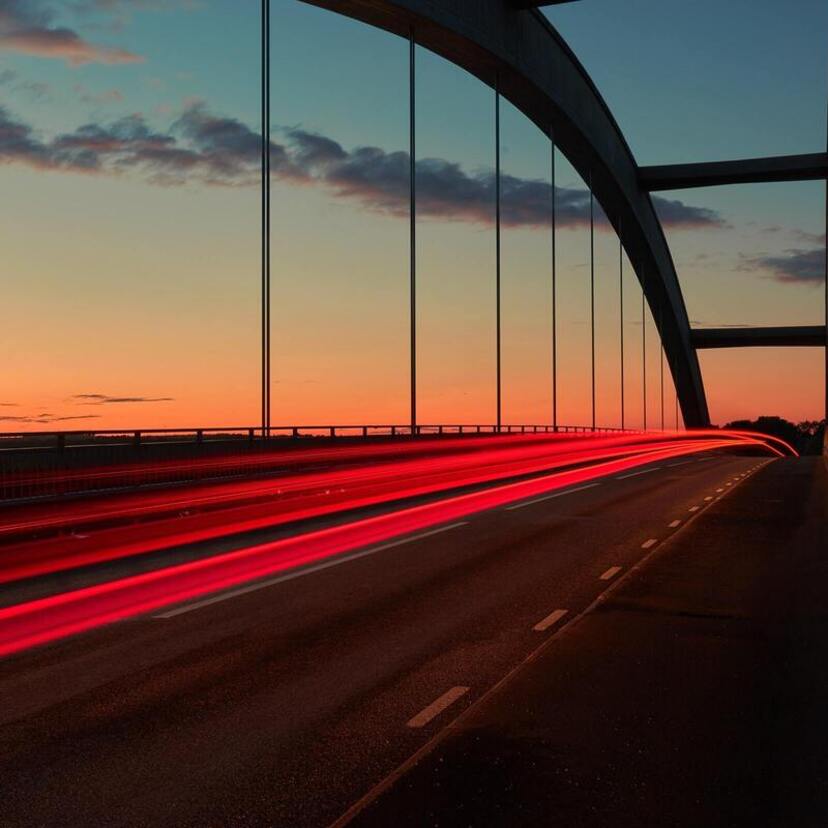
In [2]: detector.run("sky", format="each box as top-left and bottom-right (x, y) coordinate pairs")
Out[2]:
(1, 0), (825, 431)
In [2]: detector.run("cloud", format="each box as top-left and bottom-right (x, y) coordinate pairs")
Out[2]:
(746, 248), (826, 285)
(0, 0), (142, 65)
(275, 127), (725, 231)
(73, 393), (174, 404)
(0, 413), (101, 424)
(0, 102), (724, 230)
(651, 196), (725, 230)
(0, 102), (263, 186)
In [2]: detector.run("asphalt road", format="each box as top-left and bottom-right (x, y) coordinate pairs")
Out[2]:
(0, 451), (802, 827)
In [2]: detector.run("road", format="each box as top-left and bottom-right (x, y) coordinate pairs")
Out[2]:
(1, 450), (807, 826)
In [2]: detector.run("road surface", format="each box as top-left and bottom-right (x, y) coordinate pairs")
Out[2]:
(1, 452), (821, 826)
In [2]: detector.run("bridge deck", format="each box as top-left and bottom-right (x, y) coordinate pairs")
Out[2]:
(350, 456), (828, 826)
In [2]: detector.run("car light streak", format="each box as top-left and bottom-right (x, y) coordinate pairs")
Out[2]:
(0, 436), (774, 585)
(0, 436), (771, 657)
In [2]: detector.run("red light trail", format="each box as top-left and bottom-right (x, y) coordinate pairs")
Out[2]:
(0, 430), (787, 657)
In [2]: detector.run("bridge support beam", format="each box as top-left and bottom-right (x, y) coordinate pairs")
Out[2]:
(691, 326), (827, 349)
(640, 153), (828, 192)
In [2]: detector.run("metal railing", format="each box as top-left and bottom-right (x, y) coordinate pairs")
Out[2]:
(0, 422), (631, 451)
(0, 423), (637, 503)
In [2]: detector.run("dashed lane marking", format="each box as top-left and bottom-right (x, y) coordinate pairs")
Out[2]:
(407, 687), (470, 729)
(533, 608), (569, 632)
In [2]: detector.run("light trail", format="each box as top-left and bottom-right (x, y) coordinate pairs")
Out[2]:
(1, 429), (791, 540)
(0, 436), (775, 657)
(0, 434), (781, 585)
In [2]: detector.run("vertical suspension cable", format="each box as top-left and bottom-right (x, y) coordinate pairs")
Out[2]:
(619, 227), (625, 431)
(589, 173), (596, 431)
(409, 30), (417, 436)
(675, 376), (679, 430)
(550, 129), (557, 432)
(495, 77), (502, 432)
(642, 289), (647, 430)
(261, 0), (271, 438)
(659, 306), (665, 430)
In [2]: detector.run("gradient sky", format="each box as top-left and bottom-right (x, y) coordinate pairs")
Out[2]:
(1, 0), (825, 431)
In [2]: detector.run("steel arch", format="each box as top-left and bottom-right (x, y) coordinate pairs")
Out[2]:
(301, 0), (710, 426)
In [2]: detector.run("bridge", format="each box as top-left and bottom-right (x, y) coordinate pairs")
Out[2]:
(0, 1), (826, 826)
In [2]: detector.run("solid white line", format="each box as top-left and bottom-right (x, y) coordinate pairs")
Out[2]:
(616, 466), (660, 480)
(504, 482), (600, 511)
(641, 538), (658, 549)
(154, 521), (469, 618)
(600, 566), (622, 580)
(407, 687), (469, 728)
(666, 459), (694, 468)
(533, 608), (569, 632)
(688, 506), (700, 512)
(668, 520), (681, 528)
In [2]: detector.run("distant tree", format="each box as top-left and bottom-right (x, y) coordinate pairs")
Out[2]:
(723, 416), (826, 455)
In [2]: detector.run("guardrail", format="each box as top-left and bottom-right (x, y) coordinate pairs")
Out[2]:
(0, 423), (632, 451)
(0, 424), (636, 503)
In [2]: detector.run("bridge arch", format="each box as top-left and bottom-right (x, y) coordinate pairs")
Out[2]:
(301, 0), (710, 426)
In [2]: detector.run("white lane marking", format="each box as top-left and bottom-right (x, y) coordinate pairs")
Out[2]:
(641, 538), (658, 549)
(668, 520), (681, 528)
(533, 608), (569, 632)
(600, 566), (623, 580)
(726, 482), (732, 487)
(407, 687), (469, 729)
(704, 496), (713, 501)
(616, 467), (660, 480)
(666, 459), (694, 468)
(154, 521), (469, 618)
(504, 482), (600, 511)
(688, 506), (700, 512)
(716, 488), (724, 493)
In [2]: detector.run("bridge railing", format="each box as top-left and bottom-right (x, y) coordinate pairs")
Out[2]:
(0, 423), (630, 452)
(0, 423), (635, 502)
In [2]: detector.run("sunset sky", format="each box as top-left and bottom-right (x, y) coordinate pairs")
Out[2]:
(1, 0), (826, 431)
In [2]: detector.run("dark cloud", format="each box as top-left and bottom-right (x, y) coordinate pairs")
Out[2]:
(0, 0), (142, 65)
(276, 128), (724, 230)
(0, 103), (263, 185)
(73, 393), (174, 404)
(651, 196), (725, 230)
(0, 413), (101, 424)
(0, 102), (724, 230)
(747, 248), (826, 285)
